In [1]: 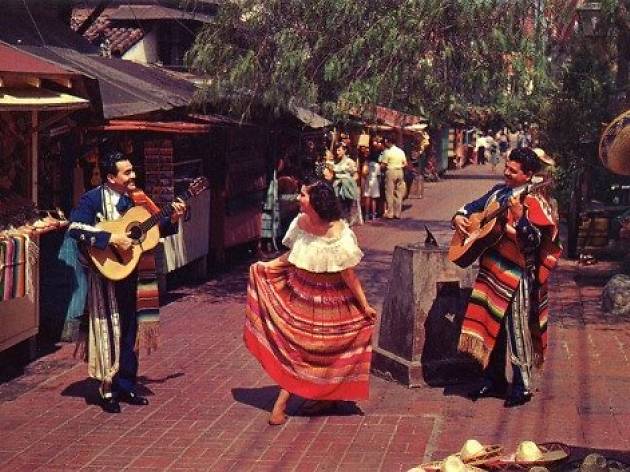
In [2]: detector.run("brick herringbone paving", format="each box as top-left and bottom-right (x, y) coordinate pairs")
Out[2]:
(1, 163), (629, 471)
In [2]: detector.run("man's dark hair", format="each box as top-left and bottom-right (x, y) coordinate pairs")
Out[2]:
(99, 150), (128, 177)
(508, 147), (541, 175)
(307, 180), (341, 222)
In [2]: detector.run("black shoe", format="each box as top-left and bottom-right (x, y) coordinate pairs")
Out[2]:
(467, 382), (508, 401)
(100, 397), (121, 414)
(118, 391), (149, 406)
(504, 390), (532, 408)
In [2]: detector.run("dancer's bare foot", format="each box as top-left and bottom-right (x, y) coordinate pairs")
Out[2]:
(268, 388), (290, 426)
(268, 410), (287, 425)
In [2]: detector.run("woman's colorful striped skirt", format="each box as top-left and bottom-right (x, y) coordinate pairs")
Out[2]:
(244, 261), (374, 400)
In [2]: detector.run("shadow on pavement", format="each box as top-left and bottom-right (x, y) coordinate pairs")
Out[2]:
(231, 386), (364, 418)
(61, 378), (156, 404)
(138, 372), (185, 385)
(60, 378), (104, 406)
(232, 386), (278, 412)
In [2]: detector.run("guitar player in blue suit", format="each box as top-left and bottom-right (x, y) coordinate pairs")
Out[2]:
(68, 150), (186, 413)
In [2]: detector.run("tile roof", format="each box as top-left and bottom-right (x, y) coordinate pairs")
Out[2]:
(71, 4), (214, 57)
(71, 8), (145, 56)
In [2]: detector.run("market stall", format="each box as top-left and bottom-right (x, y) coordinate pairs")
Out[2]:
(0, 84), (90, 353)
(0, 43), (92, 353)
(83, 119), (212, 287)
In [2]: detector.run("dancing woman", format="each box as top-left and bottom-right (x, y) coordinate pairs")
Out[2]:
(244, 180), (376, 425)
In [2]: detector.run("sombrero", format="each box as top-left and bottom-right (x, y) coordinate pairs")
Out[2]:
(599, 109), (630, 176)
(496, 441), (570, 468)
(416, 455), (487, 472)
(533, 148), (555, 167)
(418, 440), (503, 471)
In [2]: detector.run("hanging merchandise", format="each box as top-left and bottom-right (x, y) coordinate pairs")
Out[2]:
(0, 232), (39, 302)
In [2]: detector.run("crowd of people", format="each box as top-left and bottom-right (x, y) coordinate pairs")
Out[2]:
(455, 123), (536, 172)
(259, 132), (431, 256)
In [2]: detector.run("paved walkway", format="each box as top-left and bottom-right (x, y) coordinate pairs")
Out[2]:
(1, 164), (629, 471)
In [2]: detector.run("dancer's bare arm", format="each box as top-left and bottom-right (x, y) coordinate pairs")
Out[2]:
(340, 268), (377, 321)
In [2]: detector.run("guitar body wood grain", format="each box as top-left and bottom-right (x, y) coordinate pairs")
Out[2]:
(89, 206), (161, 281)
(448, 201), (504, 268)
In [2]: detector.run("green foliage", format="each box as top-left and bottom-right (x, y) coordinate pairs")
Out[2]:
(186, 0), (554, 124)
(538, 38), (617, 206)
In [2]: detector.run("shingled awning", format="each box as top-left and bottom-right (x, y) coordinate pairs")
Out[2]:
(0, 6), (198, 120)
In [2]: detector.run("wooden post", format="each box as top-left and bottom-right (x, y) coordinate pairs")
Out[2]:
(31, 111), (38, 206)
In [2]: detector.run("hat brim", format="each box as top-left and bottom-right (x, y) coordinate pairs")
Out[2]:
(496, 442), (570, 468)
(419, 446), (503, 472)
(418, 461), (485, 472)
(461, 445), (503, 466)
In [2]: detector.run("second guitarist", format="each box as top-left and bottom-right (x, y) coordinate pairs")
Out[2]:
(452, 147), (561, 408)
(67, 151), (186, 413)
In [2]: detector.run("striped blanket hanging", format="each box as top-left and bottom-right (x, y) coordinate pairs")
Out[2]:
(0, 234), (38, 302)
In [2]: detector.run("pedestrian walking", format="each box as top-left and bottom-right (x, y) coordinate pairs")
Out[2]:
(380, 136), (407, 219)
(244, 180), (376, 425)
(362, 151), (381, 221)
(331, 142), (361, 225)
(452, 148), (561, 407)
(476, 132), (487, 165)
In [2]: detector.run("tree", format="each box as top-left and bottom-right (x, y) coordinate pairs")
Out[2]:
(186, 0), (554, 125)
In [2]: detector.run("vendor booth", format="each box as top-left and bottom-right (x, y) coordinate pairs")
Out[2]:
(0, 44), (90, 354)
(84, 119), (213, 288)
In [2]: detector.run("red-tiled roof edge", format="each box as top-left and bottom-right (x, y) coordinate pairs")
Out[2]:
(0, 42), (81, 76)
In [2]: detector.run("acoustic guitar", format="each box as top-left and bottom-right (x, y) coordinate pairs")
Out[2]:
(448, 180), (552, 268)
(87, 177), (209, 281)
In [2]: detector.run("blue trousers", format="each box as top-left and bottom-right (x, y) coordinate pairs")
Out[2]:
(113, 275), (139, 394)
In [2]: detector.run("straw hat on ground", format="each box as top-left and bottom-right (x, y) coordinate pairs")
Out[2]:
(418, 440), (502, 472)
(459, 439), (502, 464)
(599, 109), (630, 176)
(498, 441), (570, 467)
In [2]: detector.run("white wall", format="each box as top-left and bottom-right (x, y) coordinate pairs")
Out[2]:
(122, 29), (159, 64)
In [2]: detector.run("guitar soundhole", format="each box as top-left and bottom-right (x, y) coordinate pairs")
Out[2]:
(127, 223), (145, 244)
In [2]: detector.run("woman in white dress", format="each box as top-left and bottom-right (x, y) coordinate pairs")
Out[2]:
(362, 154), (381, 221)
(244, 180), (376, 425)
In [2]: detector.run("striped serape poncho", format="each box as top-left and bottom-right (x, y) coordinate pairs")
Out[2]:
(244, 215), (374, 400)
(458, 192), (562, 369)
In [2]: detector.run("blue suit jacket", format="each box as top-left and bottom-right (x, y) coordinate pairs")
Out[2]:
(68, 186), (178, 250)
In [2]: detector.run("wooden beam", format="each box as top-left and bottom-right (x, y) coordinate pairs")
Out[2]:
(25, 77), (41, 88)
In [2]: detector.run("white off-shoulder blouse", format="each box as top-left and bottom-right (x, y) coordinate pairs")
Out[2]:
(282, 215), (363, 273)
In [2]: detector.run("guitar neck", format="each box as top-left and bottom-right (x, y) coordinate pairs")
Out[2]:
(138, 189), (193, 233)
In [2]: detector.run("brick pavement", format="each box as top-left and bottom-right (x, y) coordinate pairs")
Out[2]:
(1, 164), (629, 471)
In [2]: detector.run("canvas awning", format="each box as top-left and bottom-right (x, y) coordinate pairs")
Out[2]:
(0, 87), (89, 112)
(289, 104), (332, 129)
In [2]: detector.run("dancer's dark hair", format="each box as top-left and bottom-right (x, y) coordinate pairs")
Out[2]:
(307, 180), (341, 222)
